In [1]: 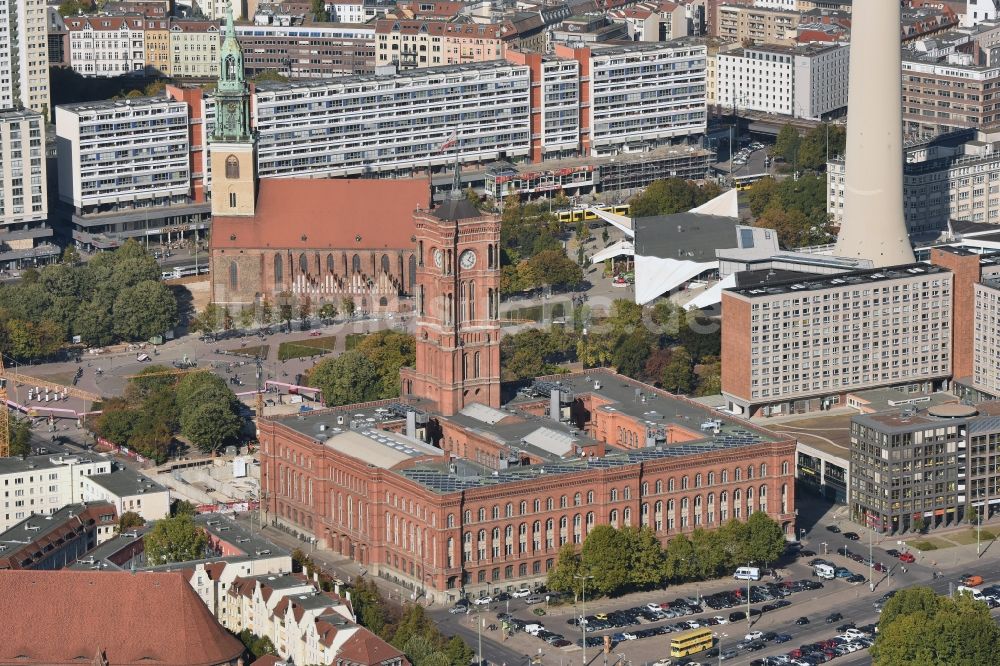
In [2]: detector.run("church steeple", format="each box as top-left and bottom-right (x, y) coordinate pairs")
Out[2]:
(209, 0), (256, 217)
(213, 1), (250, 142)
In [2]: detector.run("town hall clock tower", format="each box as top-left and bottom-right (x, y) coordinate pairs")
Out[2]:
(210, 2), (256, 218)
(401, 166), (502, 416)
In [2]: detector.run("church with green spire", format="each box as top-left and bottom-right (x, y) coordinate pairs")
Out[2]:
(209, 1), (256, 217)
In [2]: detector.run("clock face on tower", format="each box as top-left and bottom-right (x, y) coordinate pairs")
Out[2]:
(460, 250), (476, 269)
(433, 249), (444, 268)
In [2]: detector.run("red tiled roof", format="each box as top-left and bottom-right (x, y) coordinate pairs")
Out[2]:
(337, 629), (408, 666)
(211, 178), (430, 251)
(0, 569), (244, 666)
(251, 657), (281, 666)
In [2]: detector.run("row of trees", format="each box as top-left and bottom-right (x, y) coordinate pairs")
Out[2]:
(872, 587), (1000, 665)
(93, 367), (243, 462)
(743, 175), (833, 249)
(773, 122), (846, 173)
(0, 241), (177, 360)
(193, 294), (353, 333)
(546, 512), (788, 598)
(628, 178), (724, 218)
(500, 197), (584, 294)
(576, 300), (721, 396)
(308, 330), (415, 407)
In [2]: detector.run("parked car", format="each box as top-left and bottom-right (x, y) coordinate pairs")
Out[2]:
(449, 605), (467, 614)
(961, 574), (984, 587)
(899, 552), (915, 563)
(730, 611), (747, 622)
(844, 532), (860, 541)
(826, 525), (841, 533)
(795, 617), (810, 625)
(885, 549), (900, 558)
(473, 596), (493, 606)
(826, 613), (843, 623)
(525, 595), (543, 604)
(512, 588), (532, 598)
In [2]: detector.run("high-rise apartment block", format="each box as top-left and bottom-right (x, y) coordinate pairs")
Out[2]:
(235, 23), (376, 77)
(715, 4), (800, 45)
(721, 264), (954, 418)
(374, 19), (505, 69)
(0, 0), (50, 114)
(55, 94), (210, 250)
(902, 48), (1000, 138)
(715, 43), (848, 120)
(0, 110), (56, 268)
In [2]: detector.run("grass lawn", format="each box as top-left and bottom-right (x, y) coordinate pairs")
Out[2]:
(947, 529), (997, 546)
(277, 336), (337, 361)
(226, 344), (270, 360)
(910, 538), (951, 551)
(345, 333), (366, 351)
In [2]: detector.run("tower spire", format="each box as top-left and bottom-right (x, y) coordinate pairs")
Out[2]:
(225, 0), (236, 42)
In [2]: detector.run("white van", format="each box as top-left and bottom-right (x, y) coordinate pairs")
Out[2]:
(956, 586), (985, 601)
(734, 567), (761, 581)
(815, 564), (836, 580)
(524, 623), (545, 636)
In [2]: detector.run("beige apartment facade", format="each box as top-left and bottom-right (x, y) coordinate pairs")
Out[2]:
(716, 4), (800, 45)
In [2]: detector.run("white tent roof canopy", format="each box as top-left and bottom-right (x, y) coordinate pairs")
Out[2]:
(591, 239), (635, 264)
(587, 207), (635, 237)
(633, 255), (715, 305)
(684, 273), (737, 311)
(690, 188), (739, 218)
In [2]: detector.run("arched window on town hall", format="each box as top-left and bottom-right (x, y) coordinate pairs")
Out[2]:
(229, 260), (238, 290)
(225, 155), (239, 179)
(299, 253), (308, 274)
(327, 254), (335, 274)
(274, 254), (283, 288)
(408, 255), (417, 289)
(352, 254), (362, 274)
(381, 254), (391, 274)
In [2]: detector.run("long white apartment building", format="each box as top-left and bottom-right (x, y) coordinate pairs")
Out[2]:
(64, 15), (146, 77)
(716, 42), (848, 120)
(0, 455), (112, 532)
(538, 56), (580, 160)
(203, 60), (533, 184)
(55, 96), (206, 250)
(575, 40), (708, 154)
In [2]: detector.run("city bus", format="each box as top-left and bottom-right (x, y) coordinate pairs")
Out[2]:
(732, 173), (769, 190)
(669, 627), (714, 658)
(556, 204), (630, 224)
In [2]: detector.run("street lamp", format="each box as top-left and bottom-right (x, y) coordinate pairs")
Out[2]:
(745, 562), (753, 629)
(575, 573), (595, 666)
(977, 506), (983, 558)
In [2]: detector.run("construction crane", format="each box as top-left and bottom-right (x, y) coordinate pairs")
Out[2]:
(0, 354), (8, 458)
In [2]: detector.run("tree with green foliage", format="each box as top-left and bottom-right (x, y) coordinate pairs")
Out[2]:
(621, 526), (668, 588)
(112, 280), (177, 341)
(143, 515), (209, 564)
(580, 525), (629, 596)
(340, 297), (356, 318)
(350, 577), (388, 636)
(73, 300), (115, 346)
(260, 299), (275, 326)
(118, 511), (146, 532)
(238, 306), (256, 330)
(500, 326), (578, 381)
(309, 350), (383, 406)
(58, 0), (94, 16)
(525, 248), (585, 290)
(547, 544), (583, 596)
(773, 124), (801, 164)
(740, 511), (788, 566)
(912, 515), (927, 534)
(173, 499), (198, 517)
(873, 587), (1000, 666)
(352, 330), (415, 392)
(8, 417), (31, 457)
(238, 629), (278, 659)
(310, 0), (329, 21)
(613, 330), (654, 378)
(629, 179), (722, 218)
(664, 533), (698, 581)
(319, 302), (338, 323)
(660, 346), (694, 394)
(180, 401), (241, 453)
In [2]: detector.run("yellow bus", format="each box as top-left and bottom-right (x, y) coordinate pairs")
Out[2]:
(669, 627), (714, 658)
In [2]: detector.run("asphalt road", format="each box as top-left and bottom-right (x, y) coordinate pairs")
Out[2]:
(424, 525), (1000, 666)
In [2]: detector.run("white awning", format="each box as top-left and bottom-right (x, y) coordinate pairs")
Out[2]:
(690, 188), (739, 218)
(590, 239), (634, 263)
(587, 207), (635, 237)
(684, 273), (738, 311)
(634, 255), (715, 305)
